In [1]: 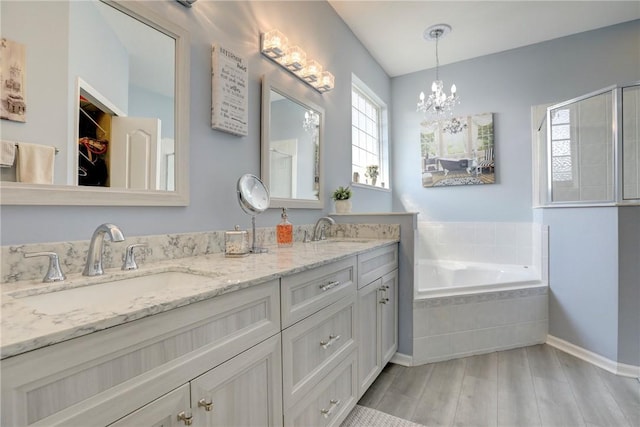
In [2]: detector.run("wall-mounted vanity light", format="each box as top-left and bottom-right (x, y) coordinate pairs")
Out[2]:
(175, 0), (197, 8)
(261, 29), (335, 93)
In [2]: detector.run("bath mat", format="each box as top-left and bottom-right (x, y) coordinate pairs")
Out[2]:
(340, 405), (426, 427)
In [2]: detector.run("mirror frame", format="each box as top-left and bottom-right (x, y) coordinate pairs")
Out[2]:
(260, 75), (324, 209)
(0, 0), (190, 206)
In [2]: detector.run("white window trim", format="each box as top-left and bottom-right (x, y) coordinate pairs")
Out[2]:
(351, 73), (390, 191)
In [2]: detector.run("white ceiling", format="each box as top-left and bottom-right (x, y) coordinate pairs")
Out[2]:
(328, 1), (640, 77)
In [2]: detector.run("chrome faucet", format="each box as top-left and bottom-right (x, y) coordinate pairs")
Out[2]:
(83, 223), (125, 276)
(312, 217), (336, 241)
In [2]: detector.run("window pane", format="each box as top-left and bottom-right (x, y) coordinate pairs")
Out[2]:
(552, 124), (570, 140)
(552, 140), (571, 156)
(552, 109), (570, 124)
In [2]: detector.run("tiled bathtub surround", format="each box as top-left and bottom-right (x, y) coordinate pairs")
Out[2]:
(412, 221), (549, 364)
(417, 221), (549, 283)
(413, 286), (548, 364)
(1, 223), (399, 283)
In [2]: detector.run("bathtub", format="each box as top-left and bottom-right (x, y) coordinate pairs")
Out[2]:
(416, 259), (544, 298)
(413, 259), (548, 364)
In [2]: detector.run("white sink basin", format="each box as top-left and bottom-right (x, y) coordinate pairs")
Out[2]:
(13, 271), (212, 315)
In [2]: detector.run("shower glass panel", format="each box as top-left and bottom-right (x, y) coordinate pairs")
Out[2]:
(622, 85), (640, 200)
(548, 90), (614, 203)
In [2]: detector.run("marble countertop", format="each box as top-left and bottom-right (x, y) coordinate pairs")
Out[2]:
(1, 238), (397, 359)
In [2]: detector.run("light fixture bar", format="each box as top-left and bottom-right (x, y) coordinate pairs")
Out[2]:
(261, 29), (334, 94)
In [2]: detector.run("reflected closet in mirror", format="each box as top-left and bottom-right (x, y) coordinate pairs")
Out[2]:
(0, 0), (190, 206)
(261, 75), (324, 209)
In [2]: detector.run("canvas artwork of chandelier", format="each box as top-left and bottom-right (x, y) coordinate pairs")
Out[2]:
(416, 24), (460, 116)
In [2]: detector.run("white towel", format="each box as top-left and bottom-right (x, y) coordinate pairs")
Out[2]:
(0, 140), (16, 167)
(16, 142), (55, 184)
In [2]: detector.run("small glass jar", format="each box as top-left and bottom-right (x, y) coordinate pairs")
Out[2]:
(225, 225), (250, 257)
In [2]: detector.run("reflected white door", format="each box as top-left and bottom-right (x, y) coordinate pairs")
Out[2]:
(110, 117), (161, 190)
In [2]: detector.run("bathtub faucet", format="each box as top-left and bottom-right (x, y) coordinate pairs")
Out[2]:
(312, 217), (336, 241)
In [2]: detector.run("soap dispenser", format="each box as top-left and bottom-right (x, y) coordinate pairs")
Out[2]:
(277, 208), (293, 247)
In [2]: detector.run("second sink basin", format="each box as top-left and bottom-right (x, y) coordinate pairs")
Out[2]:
(12, 271), (213, 315)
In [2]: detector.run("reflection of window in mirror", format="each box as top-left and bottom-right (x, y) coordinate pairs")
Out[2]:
(351, 74), (390, 189)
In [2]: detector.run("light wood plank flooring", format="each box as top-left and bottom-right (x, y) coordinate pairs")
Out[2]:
(359, 344), (640, 427)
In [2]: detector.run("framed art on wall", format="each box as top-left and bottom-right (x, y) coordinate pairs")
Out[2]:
(420, 112), (495, 187)
(1, 38), (27, 123)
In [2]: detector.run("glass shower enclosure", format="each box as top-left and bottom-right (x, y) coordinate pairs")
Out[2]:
(535, 82), (640, 206)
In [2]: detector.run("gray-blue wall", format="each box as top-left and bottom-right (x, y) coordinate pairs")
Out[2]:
(392, 20), (639, 365)
(0, 0), (392, 245)
(391, 20), (640, 222)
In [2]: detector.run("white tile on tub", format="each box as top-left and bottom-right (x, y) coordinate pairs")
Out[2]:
(516, 245), (533, 265)
(515, 223), (534, 247)
(475, 300), (504, 329)
(494, 245), (518, 264)
(414, 334), (452, 362)
(472, 327), (501, 351)
(451, 302), (478, 332)
(473, 222), (496, 246)
(473, 244), (496, 264)
(450, 330), (476, 355)
(495, 223), (517, 246)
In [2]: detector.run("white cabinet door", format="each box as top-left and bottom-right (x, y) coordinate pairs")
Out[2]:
(108, 384), (190, 427)
(191, 335), (283, 427)
(380, 270), (398, 366)
(357, 278), (383, 397)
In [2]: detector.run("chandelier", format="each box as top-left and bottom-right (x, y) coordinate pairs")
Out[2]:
(416, 24), (459, 116)
(303, 110), (319, 133)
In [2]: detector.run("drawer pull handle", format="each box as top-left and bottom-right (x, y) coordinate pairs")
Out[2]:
(177, 411), (193, 426)
(319, 280), (340, 292)
(198, 398), (213, 412)
(320, 399), (341, 418)
(379, 298), (389, 304)
(319, 334), (341, 349)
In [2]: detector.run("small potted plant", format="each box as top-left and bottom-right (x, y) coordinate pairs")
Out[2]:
(365, 164), (379, 186)
(331, 185), (352, 213)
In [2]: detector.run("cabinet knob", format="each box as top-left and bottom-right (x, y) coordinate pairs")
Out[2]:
(198, 398), (214, 412)
(319, 334), (341, 349)
(320, 398), (341, 418)
(177, 411), (193, 425)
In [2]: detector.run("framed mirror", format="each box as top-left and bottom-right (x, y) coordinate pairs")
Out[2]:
(261, 75), (324, 209)
(0, 0), (190, 206)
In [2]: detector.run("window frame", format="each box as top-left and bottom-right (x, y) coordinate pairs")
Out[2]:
(351, 74), (390, 191)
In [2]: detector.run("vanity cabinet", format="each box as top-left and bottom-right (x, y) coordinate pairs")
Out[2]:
(357, 244), (398, 397)
(281, 256), (358, 427)
(1, 280), (281, 427)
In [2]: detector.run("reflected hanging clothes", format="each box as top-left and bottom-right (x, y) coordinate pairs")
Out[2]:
(78, 139), (108, 186)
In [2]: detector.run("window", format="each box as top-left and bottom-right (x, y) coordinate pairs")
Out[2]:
(351, 76), (389, 188)
(550, 108), (572, 182)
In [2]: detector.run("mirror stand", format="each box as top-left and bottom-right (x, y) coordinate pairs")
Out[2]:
(237, 174), (271, 254)
(249, 215), (268, 254)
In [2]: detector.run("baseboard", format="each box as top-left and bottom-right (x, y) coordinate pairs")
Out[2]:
(390, 352), (413, 367)
(546, 335), (640, 378)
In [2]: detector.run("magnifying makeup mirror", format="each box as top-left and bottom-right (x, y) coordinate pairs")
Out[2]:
(237, 174), (270, 253)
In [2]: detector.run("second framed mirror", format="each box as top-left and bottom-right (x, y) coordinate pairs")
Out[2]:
(261, 75), (324, 209)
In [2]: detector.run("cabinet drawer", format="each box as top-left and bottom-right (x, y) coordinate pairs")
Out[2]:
(285, 350), (357, 427)
(358, 244), (398, 289)
(282, 296), (356, 407)
(1, 280), (280, 427)
(281, 257), (356, 328)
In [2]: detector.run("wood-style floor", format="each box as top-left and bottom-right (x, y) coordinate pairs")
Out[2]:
(358, 344), (640, 427)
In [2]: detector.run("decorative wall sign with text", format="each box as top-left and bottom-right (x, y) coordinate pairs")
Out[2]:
(420, 112), (495, 187)
(211, 44), (248, 136)
(1, 38), (27, 123)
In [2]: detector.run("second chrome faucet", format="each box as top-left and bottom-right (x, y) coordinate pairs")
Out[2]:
(83, 223), (125, 276)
